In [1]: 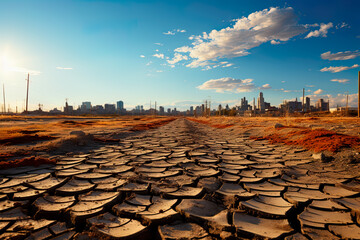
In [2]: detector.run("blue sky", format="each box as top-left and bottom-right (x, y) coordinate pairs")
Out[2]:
(0, 0), (359, 111)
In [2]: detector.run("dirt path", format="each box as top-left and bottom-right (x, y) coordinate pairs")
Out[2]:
(0, 118), (359, 239)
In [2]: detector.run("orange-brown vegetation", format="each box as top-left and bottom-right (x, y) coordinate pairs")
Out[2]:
(129, 118), (176, 131)
(187, 118), (234, 129)
(0, 156), (56, 170)
(0, 116), (175, 146)
(187, 116), (360, 152)
(251, 128), (360, 152)
(0, 135), (57, 146)
(0, 116), (178, 166)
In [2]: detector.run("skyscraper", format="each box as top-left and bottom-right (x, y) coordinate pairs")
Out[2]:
(116, 101), (124, 110)
(81, 102), (91, 112)
(257, 92), (265, 113)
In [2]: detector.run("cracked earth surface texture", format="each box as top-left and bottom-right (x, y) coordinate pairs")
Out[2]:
(1, 118), (360, 239)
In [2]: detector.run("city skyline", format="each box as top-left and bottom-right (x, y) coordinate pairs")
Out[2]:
(30, 91), (334, 117)
(0, 0), (359, 111)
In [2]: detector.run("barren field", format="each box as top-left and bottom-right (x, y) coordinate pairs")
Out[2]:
(0, 116), (360, 239)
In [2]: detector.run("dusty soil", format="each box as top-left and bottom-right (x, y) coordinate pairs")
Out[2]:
(187, 116), (360, 151)
(1, 115), (360, 170)
(0, 115), (176, 164)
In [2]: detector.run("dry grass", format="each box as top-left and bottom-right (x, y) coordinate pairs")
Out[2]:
(187, 116), (360, 152)
(0, 156), (56, 169)
(0, 115), (177, 162)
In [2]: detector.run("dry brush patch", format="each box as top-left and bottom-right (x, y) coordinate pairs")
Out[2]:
(0, 156), (56, 170)
(0, 116), (177, 166)
(251, 127), (360, 152)
(187, 116), (360, 152)
(129, 117), (177, 131)
(187, 118), (234, 129)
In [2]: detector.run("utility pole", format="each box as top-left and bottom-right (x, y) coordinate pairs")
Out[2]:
(253, 98), (256, 117)
(208, 100), (211, 117)
(154, 101), (157, 116)
(346, 91), (349, 116)
(358, 71), (360, 117)
(2, 84), (5, 114)
(25, 73), (30, 113)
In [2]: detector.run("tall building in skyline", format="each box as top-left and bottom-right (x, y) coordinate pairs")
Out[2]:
(104, 104), (116, 113)
(305, 97), (311, 112)
(316, 99), (329, 111)
(159, 106), (164, 115)
(257, 92), (265, 113)
(81, 101), (91, 112)
(116, 101), (124, 110)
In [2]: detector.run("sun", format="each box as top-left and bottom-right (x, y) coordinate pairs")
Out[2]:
(1, 55), (14, 72)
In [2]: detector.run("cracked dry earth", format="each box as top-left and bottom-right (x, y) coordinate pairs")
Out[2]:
(1, 119), (360, 240)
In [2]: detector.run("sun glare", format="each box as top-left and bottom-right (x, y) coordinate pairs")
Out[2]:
(1, 55), (14, 72)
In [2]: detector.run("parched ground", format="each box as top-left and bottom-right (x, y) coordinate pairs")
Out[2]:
(0, 115), (175, 164)
(0, 117), (360, 239)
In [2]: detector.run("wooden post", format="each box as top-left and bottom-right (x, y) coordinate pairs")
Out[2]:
(25, 73), (29, 113)
(2, 84), (5, 113)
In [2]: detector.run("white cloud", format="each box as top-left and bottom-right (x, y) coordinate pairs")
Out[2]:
(304, 23), (319, 28)
(197, 77), (256, 93)
(321, 50), (360, 60)
(336, 22), (350, 29)
(320, 64), (359, 73)
(154, 43), (163, 46)
(331, 79), (349, 83)
(260, 83), (271, 89)
(331, 93), (357, 107)
(163, 29), (186, 36)
(222, 63), (234, 68)
(306, 93), (358, 108)
(186, 59), (213, 68)
(270, 40), (281, 45)
(153, 53), (164, 59)
(314, 89), (323, 94)
(281, 81), (286, 83)
(9, 66), (41, 75)
(146, 61), (152, 66)
(167, 53), (188, 65)
(163, 31), (175, 35)
(176, 7), (306, 68)
(305, 22), (333, 38)
(56, 67), (72, 70)
(140, 55), (145, 58)
(306, 85), (315, 87)
(156, 70), (163, 73)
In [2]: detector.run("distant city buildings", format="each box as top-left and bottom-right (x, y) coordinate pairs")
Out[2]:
(315, 99), (330, 112)
(116, 101), (124, 111)
(159, 106), (164, 115)
(41, 91), (338, 116)
(104, 104), (116, 113)
(81, 101), (91, 112)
